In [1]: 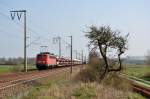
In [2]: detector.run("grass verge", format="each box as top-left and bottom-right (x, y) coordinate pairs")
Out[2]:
(10, 66), (146, 99)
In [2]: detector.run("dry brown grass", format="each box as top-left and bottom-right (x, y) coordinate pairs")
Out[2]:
(74, 58), (103, 83)
(13, 66), (145, 99)
(75, 57), (132, 91)
(102, 72), (132, 92)
(28, 82), (131, 99)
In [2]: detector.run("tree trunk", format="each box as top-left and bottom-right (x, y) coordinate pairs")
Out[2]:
(108, 53), (122, 72)
(98, 43), (108, 80)
(118, 53), (122, 71)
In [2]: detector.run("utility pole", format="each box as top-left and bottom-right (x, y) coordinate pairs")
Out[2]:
(10, 10), (27, 72)
(53, 36), (61, 58)
(82, 50), (83, 69)
(58, 36), (61, 58)
(84, 55), (86, 64)
(73, 50), (78, 59)
(82, 50), (83, 63)
(68, 36), (73, 73)
(75, 50), (78, 59)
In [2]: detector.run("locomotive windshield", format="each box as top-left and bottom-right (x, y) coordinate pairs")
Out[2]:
(37, 54), (47, 59)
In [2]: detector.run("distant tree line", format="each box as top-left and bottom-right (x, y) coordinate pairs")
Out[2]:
(123, 58), (146, 65)
(0, 57), (35, 65)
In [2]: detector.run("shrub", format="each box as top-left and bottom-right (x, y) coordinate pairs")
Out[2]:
(75, 68), (97, 82)
(75, 57), (103, 82)
(103, 72), (131, 91)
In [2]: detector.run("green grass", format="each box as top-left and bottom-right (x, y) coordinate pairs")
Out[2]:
(0, 64), (36, 73)
(72, 84), (96, 99)
(10, 67), (146, 99)
(128, 92), (146, 99)
(0, 65), (13, 73)
(19, 72), (73, 99)
(124, 65), (150, 81)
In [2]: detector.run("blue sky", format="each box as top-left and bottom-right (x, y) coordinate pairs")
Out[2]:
(0, 0), (150, 58)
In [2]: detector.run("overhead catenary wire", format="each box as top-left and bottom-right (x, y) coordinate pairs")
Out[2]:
(0, 2), (77, 48)
(0, 2), (57, 48)
(0, 3), (87, 59)
(0, 28), (22, 39)
(0, 11), (39, 38)
(26, 37), (41, 47)
(0, 11), (48, 47)
(0, 11), (82, 59)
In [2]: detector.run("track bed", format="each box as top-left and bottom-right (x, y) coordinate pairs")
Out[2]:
(0, 65), (82, 98)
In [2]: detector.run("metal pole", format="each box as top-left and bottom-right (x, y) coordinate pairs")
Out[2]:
(76, 50), (77, 59)
(10, 10), (27, 72)
(53, 36), (61, 58)
(82, 50), (83, 69)
(85, 55), (86, 64)
(24, 11), (27, 72)
(58, 36), (61, 58)
(70, 36), (73, 73)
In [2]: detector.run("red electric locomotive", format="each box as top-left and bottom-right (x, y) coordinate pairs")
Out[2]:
(36, 52), (83, 70)
(36, 52), (57, 69)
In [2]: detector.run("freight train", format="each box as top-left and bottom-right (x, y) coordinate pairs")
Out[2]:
(36, 52), (82, 70)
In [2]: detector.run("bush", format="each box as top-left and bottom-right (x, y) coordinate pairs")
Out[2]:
(75, 57), (132, 92)
(103, 72), (131, 91)
(75, 58), (104, 82)
(75, 68), (97, 82)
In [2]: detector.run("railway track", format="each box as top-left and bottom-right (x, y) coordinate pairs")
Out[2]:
(121, 74), (150, 98)
(130, 78), (150, 98)
(0, 65), (79, 91)
(0, 65), (82, 99)
(0, 70), (39, 83)
(132, 83), (150, 98)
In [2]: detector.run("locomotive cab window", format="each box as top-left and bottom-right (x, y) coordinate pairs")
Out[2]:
(37, 55), (47, 58)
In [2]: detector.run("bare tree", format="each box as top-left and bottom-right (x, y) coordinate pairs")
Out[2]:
(86, 25), (128, 79)
(109, 32), (129, 71)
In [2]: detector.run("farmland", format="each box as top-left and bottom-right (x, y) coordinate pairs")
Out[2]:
(0, 65), (36, 74)
(124, 65), (150, 81)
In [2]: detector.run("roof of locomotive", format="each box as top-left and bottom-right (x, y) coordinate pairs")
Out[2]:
(37, 52), (56, 57)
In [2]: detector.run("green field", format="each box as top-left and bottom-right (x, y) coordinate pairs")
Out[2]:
(124, 65), (150, 81)
(0, 65), (36, 74)
(0, 65), (13, 73)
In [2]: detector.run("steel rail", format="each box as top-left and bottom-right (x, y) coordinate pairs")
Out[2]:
(120, 73), (150, 98)
(0, 66), (71, 90)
